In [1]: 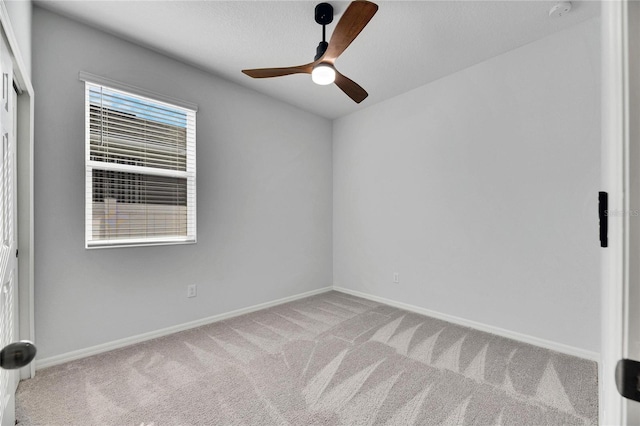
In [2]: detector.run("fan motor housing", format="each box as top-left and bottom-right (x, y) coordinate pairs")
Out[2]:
(315, 41), (329, 61)
(315, 3), (333, 25)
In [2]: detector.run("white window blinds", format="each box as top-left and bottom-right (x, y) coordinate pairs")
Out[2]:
(84, 80), (196, 248)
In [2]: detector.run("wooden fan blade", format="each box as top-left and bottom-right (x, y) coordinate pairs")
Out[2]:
(334, 70), (368, 103)
(324, 1), (378, 61)
(242, 62), (315, 78)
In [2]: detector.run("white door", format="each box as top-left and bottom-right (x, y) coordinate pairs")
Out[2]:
(0, 31), (18, 426)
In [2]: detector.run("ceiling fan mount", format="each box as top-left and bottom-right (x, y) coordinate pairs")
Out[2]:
(314, 3), (333, 61)
(315, 2), (334, 26)
(242, 1), (378, 104)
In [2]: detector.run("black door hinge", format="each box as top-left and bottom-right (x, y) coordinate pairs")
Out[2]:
(15, 249), (17, 258)
(599, 191), (608, 248)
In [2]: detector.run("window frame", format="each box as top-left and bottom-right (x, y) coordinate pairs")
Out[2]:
(81, 73), (197, 249)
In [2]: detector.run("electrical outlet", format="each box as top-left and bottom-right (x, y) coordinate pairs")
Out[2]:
(187, 284), (197, 298)
(393, 273), (399, 283)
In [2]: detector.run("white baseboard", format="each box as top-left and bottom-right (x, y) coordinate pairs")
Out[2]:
(35, 286), (333, 370)
(36, 284), (599, 370)
(333, 286), (600, 363)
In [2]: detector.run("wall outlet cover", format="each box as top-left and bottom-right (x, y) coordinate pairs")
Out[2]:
(187, 285), (197, 298)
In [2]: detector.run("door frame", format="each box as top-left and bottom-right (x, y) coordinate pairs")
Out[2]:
(601, 0), (640, 424)
(0, 1), (35, 380)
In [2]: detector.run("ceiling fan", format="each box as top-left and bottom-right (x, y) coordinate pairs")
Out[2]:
(242, 1), (378, 104)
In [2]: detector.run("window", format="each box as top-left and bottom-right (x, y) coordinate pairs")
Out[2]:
(83, 76), (196, 248)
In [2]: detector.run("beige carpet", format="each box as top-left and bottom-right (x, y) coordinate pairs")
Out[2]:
(16, 291), (598, 425)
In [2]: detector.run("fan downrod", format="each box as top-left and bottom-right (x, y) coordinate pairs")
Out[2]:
(314, 3), (333, 60)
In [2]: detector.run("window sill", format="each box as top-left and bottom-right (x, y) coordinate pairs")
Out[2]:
(86, 237), (196, 250)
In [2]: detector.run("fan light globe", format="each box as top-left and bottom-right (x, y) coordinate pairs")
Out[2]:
(312, 64), (335, 85)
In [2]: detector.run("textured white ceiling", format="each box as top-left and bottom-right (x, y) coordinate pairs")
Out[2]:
(35, 0), (599, 119)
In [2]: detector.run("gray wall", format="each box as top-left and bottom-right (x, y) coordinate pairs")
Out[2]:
(333, 18), (601, 354)
(33, 7), (333, 359)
